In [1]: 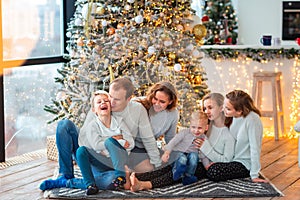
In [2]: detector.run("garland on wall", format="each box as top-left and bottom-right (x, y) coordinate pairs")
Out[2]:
(201, 47), (300, 63)
(201, 46), (300, 138)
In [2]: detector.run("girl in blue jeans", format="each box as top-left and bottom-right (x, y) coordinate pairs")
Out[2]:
(40, 90), (134, 195)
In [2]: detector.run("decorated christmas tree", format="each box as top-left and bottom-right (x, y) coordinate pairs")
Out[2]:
(201, 0), (238, 45)
(44, 0), (209, 127)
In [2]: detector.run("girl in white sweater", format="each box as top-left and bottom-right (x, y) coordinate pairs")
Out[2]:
(200, 93), (235, 169)
(220, 89), (268, 183)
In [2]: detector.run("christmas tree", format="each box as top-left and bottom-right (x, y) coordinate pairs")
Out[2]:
(201, 0), (238, 45)
(44, 0), (209, 127)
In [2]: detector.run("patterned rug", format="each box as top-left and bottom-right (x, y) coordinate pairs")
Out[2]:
(43, 169), (283, 199)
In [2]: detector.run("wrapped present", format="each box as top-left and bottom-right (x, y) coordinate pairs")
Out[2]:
(46, 135), (58, 161)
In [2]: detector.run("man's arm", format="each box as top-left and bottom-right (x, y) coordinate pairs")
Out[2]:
(137, 105), (162, 168)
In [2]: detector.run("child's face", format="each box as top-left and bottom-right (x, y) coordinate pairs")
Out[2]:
(190, 119), (208, 137)
(93, 94), (111, 116)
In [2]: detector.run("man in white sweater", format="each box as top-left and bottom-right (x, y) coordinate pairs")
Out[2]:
(109, 77), (162, 172)
(78, 77), (162, 172)
(39, 77), (161, 191)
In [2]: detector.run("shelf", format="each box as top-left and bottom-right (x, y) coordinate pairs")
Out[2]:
(200, 45), (300, 49)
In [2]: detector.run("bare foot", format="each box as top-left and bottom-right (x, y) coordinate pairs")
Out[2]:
(130, 172), (142, 192)
(123, 165), (131, 190)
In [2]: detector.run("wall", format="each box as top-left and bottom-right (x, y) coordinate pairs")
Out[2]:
(238, 0), (295, 45)
(202, 56), (298, 135)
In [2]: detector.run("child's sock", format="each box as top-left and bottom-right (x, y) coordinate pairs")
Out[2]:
(39, 176), (67, 191)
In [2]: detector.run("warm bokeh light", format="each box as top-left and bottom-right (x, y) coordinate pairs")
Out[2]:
(203, 54), (300, 139)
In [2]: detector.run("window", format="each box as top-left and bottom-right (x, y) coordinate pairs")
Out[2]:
(2, 0), (62, 60)
(4, 64), (61, 157)
(0, 0), (75, 161)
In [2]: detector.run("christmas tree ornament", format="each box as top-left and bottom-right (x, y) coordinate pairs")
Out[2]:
(106, 27), (115, 35)
(101, 20), (108, 27)
(168, 52), (176, 60)
(96, 6), (105, 15)
(120, 37), (129, 46)
(201, 15), (209, 23)
(134, 15), (144, 24)
(164, 38), (173, 47)
(148, 46), (156, 55)
(192, 24), (207, 40)
(66, 31), (72, 38)
(176, 24), (184, 31)
(117, 23), (124, 29)
(124, 4), (131, 11)
(174, 63), (182, 72)
(76, 37), (84, 46)
(74, 18), (83, 26)
(192, 49), (201, 58)
(45, 0), (209, 127)
(86, 40), (95, 47)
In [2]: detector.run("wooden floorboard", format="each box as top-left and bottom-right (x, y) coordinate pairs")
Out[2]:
(0, 137), (299, 200)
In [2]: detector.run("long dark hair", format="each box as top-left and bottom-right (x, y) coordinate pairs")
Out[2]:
(138, 81), (178, 111)
(225, 90), (261, 117)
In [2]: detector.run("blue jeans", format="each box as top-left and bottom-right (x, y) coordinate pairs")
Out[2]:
(56, 119), (79, 179)
(67, 169), (115, 189)
(173, 152), (199, 177)
(76, 137), (128, 188)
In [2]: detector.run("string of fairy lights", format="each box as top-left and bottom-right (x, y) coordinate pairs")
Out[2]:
(204, 53), (300, 138)
(45, 0), (211, 128)
(289, 57), (300, 138)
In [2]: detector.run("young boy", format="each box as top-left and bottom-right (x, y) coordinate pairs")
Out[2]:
(161, 110), (211, 185)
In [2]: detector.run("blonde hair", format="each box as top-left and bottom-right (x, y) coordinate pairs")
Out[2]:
(202, 92), (232, 127)
(190, 110), (209, 125)
(90, 90), (109, 110)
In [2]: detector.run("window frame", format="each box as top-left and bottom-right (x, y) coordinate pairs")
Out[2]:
(0, 0), (76, 162)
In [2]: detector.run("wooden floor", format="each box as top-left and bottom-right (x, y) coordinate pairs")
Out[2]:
(0, 136), (299, 200)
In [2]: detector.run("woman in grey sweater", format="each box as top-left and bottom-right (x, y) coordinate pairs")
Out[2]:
(137, 81), (179, 144)
(132, 81), (179, 171)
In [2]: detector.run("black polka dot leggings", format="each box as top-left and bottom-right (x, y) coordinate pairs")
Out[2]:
(135, 163), (207, 189)
(206, 161), (250, 181)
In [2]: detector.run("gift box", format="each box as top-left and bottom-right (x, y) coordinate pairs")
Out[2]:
(46, 135), (58, 161)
